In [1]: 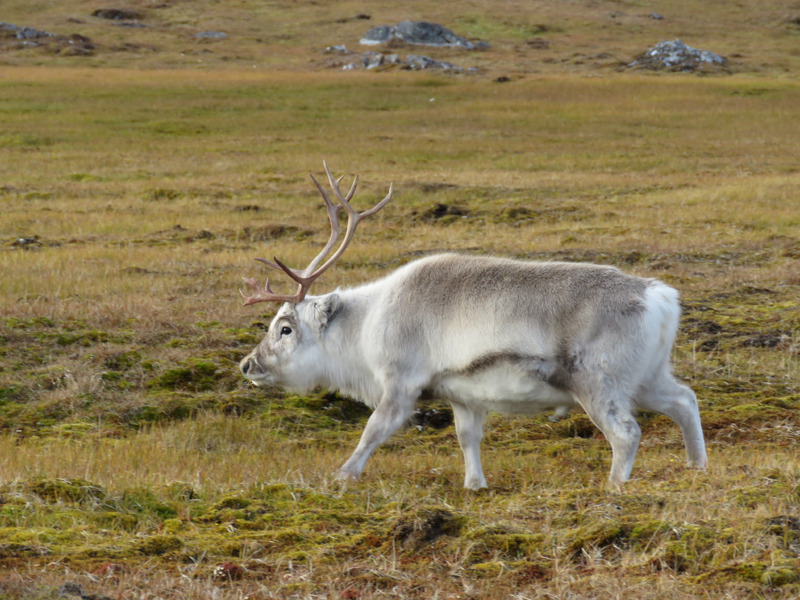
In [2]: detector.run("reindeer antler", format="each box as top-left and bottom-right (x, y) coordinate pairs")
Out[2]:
(240, 161), (393, 306)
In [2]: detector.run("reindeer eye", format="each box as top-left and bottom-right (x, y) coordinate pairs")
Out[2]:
(280, 326), (292, 337)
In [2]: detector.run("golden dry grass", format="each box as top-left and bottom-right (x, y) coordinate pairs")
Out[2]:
(1, 68), (798, 598)
(1, 1), (800, 597)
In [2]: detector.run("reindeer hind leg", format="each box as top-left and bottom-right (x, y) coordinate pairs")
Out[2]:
(638, 370), (707, 469)
(572, 374), (642, 485)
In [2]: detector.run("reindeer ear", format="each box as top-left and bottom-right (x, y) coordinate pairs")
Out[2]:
(312, 293), (341, 331)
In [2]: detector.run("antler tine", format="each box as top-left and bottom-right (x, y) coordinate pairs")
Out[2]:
(343, 174), (358, 202)
(332, 175), (358, 203)
(324, 160), (360, 207)
(239, 276), (304, 306)
(240, 161), (392, 306)
(254, 257), (283, 271)
(302, 171), (393, 283)
(302, 173), (343, 276)
(359, 183), (394, 218)
(254, 172), (343, 282)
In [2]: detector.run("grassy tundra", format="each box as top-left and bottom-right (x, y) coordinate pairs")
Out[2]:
(1, 1), (800, 598)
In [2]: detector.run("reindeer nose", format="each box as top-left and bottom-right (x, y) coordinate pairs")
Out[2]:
(240, 357), (254, 376)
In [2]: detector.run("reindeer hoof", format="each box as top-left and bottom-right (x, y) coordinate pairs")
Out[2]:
(336, 468), (361, 482)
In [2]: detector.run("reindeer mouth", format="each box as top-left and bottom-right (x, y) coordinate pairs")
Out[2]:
(240, 355), (271, 385)
(243, 372), (276, 388)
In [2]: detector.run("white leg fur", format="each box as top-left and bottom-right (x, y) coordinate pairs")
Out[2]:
(451, 402), (487, 490)
(580, 396), (642, 485)
(338, 389), (415, 480)
(638, 370), (708, 469)
(548, 406), (571, 422)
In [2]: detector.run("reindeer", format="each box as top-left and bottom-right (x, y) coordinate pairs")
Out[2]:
(239, 162), (707, 490)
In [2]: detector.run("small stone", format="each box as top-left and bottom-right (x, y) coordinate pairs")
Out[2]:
(195, 31), (228, 39)
(324, 44), (350, 54)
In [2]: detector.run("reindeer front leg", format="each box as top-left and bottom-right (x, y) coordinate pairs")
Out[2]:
(451, 402), (487, 490)
(338, 386), (417, 481)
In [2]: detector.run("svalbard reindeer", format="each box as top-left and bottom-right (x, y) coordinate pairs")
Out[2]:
(239, 162), (707, 490)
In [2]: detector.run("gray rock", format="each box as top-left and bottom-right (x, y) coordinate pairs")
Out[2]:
(343, 52), (465, 72)
(1, 22), (21, 37)
(361, 52), (403, 69)
(195, 31), (228, 39)
(324, 44), (352, 54)
(406, 54), (460, 71)
(360, 21), (481, 49)
(21, 27), (55, 39)
(1, 23), (54, 39)
(395, 20), (474, 49)
(362, 51), (384, 69)
(629, 39), (727, 71)
(360, 25), (395, 45)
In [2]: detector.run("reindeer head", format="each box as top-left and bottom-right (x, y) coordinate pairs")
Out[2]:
(238, 161), (392, 390)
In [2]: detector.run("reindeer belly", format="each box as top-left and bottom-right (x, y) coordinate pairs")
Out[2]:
(431, 357), (577, 414)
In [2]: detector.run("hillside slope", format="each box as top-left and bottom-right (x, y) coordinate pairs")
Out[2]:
(2, 0), (800, 76)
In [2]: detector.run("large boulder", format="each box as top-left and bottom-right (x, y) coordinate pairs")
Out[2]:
(361, 21), (477, 49)
(629, 39), (727, 72)
(395, 21), (474, 49)
(360, 25), (396, 45)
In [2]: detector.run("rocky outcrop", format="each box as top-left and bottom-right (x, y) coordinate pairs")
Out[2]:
(405, 54), (460, 70)
(341, 51), (471, 72)
(360, 20), (484, 50)
(1, 22), (94, 55)
(629, 39), (727, 72)
(1, 22), (55, 40)
(361, 51), (402, 69)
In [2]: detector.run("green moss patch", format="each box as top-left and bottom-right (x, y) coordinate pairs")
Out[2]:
(147, 359), (226, 392)
(25, 479), (107, 504)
